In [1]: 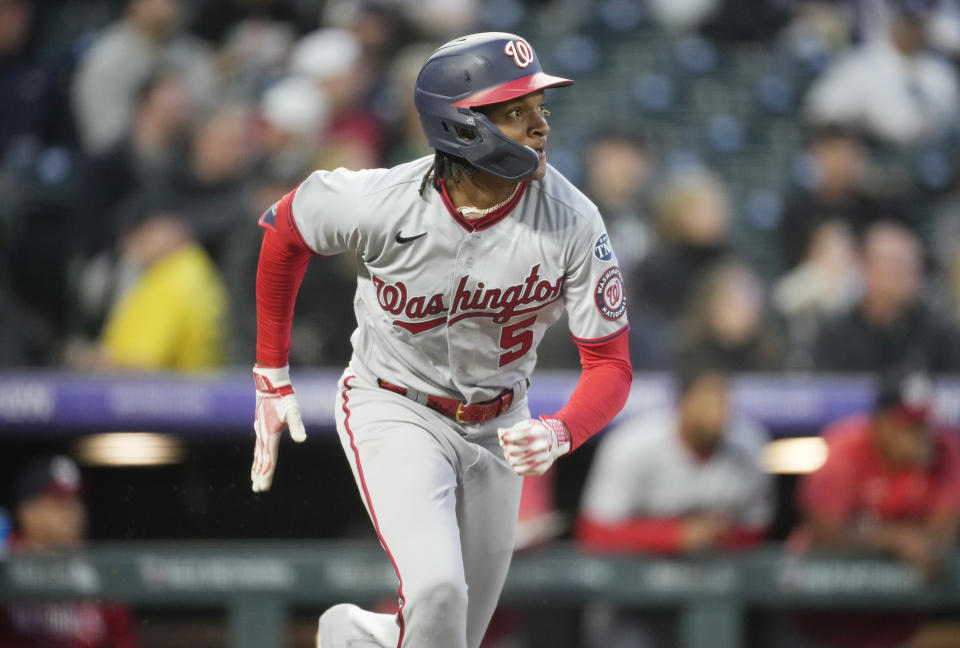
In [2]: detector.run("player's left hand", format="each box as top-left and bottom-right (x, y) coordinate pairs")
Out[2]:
(497, 417), (571, 476)
(251, 365), (307, 493)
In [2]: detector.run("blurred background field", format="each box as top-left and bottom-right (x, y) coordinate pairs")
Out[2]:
(5, 0), (960, 646)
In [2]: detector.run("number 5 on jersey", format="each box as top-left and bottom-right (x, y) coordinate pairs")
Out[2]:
(499, 316), (537, 367)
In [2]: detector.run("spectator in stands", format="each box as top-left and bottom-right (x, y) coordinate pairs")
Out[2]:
(786, 370), (960, 648)
(804, 0), (960, 145)
(0, 455), (139, 647)
(778, 125), (899, 271)
(72, 0), (215, 153)
(67, 193), (228, 371)
(943, 246), (960, 325)
(577, 364), (772, 648)
(677, 260), (785, 372)
(190, 0), (307, 46)
(163, 101), (256, 267)
(582, 131), (655, 278)
(930, 158), (960, 323)
(0, 0), (75, 158)
(381, 43), (436, 167)
(257, 75), (329, 184)
(774, 220), (860, 370)
(815, 221), (960, 372)
(290, 28), (383, 170)
(219, 174), (357, 367)
(81, 67), (191, 259)
(634, 166), (732, 322)
(216, 15), (297, 99)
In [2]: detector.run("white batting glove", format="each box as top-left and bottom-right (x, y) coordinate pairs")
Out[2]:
(497, 416), (571, 477)
(251, 365), (306, 493)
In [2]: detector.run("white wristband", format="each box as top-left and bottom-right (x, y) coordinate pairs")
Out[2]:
(253, 365), (291, 392)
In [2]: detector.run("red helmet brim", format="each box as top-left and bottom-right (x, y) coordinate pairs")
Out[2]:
(451, 71), (573, 108)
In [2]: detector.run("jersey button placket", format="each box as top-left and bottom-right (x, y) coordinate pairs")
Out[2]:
(447, 235), (475, 394)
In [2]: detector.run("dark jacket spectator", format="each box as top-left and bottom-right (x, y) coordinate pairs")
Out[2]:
(635, 167), (732, 323)
(678, 260), (785, 372)
(778, 126), (901, 271)
(774, 220), (860, 369)
(815, 221), (960, 373)
(160, 102), (256, 266)
(0, 0), (75, 156)
(81, 68), (191, 256)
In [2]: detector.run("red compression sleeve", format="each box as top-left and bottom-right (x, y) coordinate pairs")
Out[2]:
(256, 188), (313, 367)
(577, 517), (766, 554)
(719, 527), (766, 549)
(553, 329), (632, 449)
(577, 516), (684, 554)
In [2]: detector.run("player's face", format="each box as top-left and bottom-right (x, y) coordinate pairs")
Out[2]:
(480, 91), (551, 181)
(679, 373), (729, 456)
(873, 414), (933, 468)
(18, 494), (87, 551)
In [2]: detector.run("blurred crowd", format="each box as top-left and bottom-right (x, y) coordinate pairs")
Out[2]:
(1, 0), (960, 377)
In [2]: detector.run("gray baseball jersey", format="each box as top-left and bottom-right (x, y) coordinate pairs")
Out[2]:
(581, 408), (773, 528)
(288, 156), (627, 648)
(290, 155), (628, 403)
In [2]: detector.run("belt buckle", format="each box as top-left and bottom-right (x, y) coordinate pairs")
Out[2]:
(455, 402), (468, 424)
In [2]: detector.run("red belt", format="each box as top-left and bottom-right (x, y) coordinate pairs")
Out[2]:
(377, 379), (515, 424)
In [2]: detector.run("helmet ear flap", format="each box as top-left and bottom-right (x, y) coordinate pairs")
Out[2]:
(459, 111), (539, 180)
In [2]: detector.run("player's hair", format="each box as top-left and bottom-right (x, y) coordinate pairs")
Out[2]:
(676, 361), (728, 397)
(419, 150), (477, 196)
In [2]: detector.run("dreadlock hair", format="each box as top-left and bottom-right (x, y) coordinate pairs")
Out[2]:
(419, 150), (477, 196)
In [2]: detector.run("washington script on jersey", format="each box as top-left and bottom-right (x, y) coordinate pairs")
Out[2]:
(372, 263), (564, 334)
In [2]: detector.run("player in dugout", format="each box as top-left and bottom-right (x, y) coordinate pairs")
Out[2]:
(787, 369), (960, 648)
(249, 32), (632, 648)
(575, 364), (772, 648)
(0, 456), (139, 648)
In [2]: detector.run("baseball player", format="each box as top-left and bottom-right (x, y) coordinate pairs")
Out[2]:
(250, 32), (633, 648)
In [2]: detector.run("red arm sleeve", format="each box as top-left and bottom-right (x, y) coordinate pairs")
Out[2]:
(577, 515), (684, 554)
(256, 188), (314, 367)
(553, 329), (632, 450)
(719, 526), (766, 549)
(577, 517), (766, 554)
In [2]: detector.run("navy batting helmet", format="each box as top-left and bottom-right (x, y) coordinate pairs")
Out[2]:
(414, 33), (573, 180)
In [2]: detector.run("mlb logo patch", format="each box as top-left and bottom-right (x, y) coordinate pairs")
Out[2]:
(594, 233), (613, 261)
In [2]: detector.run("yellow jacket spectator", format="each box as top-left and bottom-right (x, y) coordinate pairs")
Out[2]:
(101, 199), (228, 371)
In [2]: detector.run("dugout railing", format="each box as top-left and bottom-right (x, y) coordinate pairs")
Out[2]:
(2, 543), (959, 648)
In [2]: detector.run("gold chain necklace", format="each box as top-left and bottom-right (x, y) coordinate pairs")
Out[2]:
(458, 182), (521, 219)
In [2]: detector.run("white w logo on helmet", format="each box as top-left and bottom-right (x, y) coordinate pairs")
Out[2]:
(504, 37), (534, 68)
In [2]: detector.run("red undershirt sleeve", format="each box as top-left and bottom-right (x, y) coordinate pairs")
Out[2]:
(552, 330), (632, 450)
(577, 515), (684, 553)
(576, 516), (766, 554)
(256, 188), (314, 367)
(719, 526), (767, 549)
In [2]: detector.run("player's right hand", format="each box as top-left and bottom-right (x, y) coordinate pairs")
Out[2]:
(251, 365), (306, 493)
